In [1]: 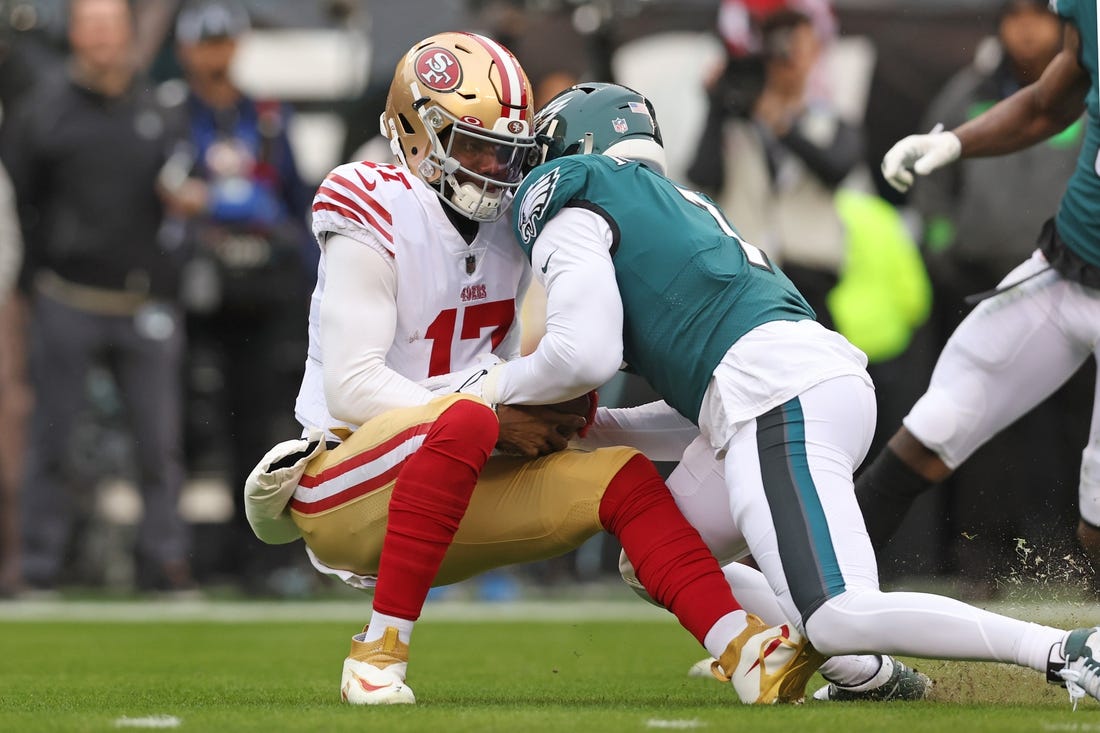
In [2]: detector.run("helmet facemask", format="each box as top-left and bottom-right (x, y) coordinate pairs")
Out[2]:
(380, 32), (537, 223)
(414, 105), (535, 223)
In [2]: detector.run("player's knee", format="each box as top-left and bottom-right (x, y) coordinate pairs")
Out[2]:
(1078, 442), (1100, 528)
(887, 427), (953, 483)
(1077, 519), (1100, 560)
(436, 398), (499, 454)
(902, 387), (969, 476)
(617, 548), (661, 607)
(802, 591), (868, 656)
(598, 452), (663, 528)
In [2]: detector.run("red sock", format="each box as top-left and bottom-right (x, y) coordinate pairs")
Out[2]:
(372, 399), (498, 620)
(599, 454), (741, 645)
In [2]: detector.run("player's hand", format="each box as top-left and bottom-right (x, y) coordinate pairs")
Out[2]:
(494, 399), (589, 457)
(419, 354), (502, 396)
(880, 131), (961, 192)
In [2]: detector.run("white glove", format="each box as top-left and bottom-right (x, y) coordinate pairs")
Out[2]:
(880, 130), (961, 192)
(243, 429), (326, 545)
(418, 353), (503, 402)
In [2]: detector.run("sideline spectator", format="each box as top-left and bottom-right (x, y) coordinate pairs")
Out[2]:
(2, 0), (193, 593)
(688, 5), (862, 330)
(168, 0), (315, 593)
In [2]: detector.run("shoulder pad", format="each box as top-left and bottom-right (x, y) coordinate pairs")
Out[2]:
(514, 159), (589, 246)
(312, 161), (417, 248)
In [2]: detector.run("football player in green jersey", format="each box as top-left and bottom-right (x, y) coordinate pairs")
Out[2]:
(865, 0), (1100, 584)
(470, 81), (1100, 706)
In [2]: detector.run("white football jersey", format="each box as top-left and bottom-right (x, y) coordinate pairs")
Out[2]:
(296, 160), (530, 432)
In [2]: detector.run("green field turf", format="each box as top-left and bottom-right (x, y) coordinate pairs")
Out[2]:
(1, 600), (1099, 732)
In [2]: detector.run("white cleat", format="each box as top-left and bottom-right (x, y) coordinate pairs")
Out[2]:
(687, 657), (718, 678)
(339, 626), (415, 705)
(1059, 627), (1100, 710)
(711, 614), (826, 704)
(341, 658), (415, 705)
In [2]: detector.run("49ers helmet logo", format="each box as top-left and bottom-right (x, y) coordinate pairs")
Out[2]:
(414, 48), (462, 91)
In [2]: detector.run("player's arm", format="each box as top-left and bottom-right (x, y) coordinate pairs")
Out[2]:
(320, 232), (437, 424)
(882, 24), (1088, 192)
(575, 401), (701, 461)
(955, 23), (1087, 157)
(483, 206), (624, 405)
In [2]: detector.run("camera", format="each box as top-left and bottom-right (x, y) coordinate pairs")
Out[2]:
(712, 53), (766, 119)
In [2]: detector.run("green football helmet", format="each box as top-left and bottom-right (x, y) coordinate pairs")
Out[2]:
(530, 82), (667, 174)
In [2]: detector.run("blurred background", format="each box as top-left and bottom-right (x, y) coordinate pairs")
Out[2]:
(0, 0), (1090, 602)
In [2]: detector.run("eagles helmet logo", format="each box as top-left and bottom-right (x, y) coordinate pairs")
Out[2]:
(533, 94), (573, 134)
(518, 167), (560, 244)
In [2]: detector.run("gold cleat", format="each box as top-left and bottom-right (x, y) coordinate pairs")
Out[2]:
(711, 614), (826, 704)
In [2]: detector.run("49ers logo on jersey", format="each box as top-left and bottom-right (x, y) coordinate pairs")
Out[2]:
(415, 48), (462, 91)
(461, 284), (487, 302)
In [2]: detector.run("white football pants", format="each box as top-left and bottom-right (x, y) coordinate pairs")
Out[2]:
(669, 375), (1066, 671)
(903, 251), (1100, 525)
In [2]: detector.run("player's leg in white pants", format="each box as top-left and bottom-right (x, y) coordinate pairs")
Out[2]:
(905, 254), (1100, 562)
(725, 375), (1066, 673)
(663, 437), (887, 686)
(905, 254), (1097, 473)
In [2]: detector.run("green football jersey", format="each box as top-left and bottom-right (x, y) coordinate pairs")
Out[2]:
(512, 154), (813, 421)
(1052, 0), (1100, 267)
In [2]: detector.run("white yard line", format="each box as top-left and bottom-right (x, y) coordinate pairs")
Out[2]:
(113, 716), (182, 728)
(645, 720), (707, 729)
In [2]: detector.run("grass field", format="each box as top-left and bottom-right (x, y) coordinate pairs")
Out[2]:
(3, 599), (1100, 732)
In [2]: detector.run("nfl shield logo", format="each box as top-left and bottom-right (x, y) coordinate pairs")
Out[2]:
(612, 117), (628, 134)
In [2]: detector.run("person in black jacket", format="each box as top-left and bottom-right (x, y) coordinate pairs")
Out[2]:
(2, 0), (194, 593)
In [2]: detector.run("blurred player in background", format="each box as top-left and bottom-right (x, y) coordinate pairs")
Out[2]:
(891, 0), (1083, 595)
(480, 80), (1100, 707)
(861, 0), (1100, 584)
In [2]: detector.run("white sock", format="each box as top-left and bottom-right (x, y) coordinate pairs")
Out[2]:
(1042, 629), (1070, 678)
(362, 611), (416, 645)
(820, 655), (891, 690)
(703, 609), (749, 659)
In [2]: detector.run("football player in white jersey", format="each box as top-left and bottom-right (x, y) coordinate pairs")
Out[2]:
(242, 32), (833, 707)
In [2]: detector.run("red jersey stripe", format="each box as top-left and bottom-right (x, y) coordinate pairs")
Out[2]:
(289, 460), (405, 515)
(331, 172), (393, 225)
(316, 186), (394, 244)
(298, 421), (434, 489)
(313, 200), (366, 226)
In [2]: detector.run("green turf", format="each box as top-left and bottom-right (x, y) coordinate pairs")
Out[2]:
(0, 615), (1094, 732)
